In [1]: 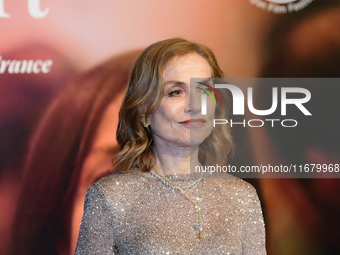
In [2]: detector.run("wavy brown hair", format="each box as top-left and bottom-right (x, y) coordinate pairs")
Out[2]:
(115, 38), (234, 172)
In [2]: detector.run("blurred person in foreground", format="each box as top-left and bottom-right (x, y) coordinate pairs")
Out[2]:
(0, 43), (77, 254)
(75, 38), (267, 254)
(9, 50), (141, 255)
(255, 7), (340, 255)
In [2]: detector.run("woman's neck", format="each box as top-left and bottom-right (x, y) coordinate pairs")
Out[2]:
(153, 146), (200, 175)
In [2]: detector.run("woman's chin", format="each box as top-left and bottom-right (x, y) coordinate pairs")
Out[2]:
(189, 138), (207, 148)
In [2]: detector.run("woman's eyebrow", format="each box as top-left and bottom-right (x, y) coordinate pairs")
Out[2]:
(164, 80), (186, 86)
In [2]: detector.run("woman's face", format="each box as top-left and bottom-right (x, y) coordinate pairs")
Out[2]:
(148, 53), (216, 150)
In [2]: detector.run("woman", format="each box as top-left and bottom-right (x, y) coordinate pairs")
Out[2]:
(75, 38), (266, 254)
(10, 50), (141, 255)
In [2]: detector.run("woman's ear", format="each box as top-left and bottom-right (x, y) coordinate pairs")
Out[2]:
(140, 113), (151, 128)
(139, 113), (146, 124)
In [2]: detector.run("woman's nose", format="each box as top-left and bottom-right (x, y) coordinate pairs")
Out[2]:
(184, 91), (201, 114)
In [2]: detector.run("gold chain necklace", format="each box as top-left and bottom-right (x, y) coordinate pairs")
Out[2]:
(151, 166), (205, 238)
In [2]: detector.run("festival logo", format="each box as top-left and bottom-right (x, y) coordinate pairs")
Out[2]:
(248, 0), (314, 14)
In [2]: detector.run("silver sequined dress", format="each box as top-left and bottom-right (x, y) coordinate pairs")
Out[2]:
(75, 171), (266, 255)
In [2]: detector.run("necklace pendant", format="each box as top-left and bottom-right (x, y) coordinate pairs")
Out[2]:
(198, 229), (204, 238)
(151, 166), (206, 239)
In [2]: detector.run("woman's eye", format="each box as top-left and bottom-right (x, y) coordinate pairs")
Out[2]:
(168, 89), (182, 97)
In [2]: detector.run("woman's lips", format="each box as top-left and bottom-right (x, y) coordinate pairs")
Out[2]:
(178, 118), (206, 126)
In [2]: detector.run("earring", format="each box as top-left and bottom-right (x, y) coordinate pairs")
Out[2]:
(143, 123), (149, 128)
